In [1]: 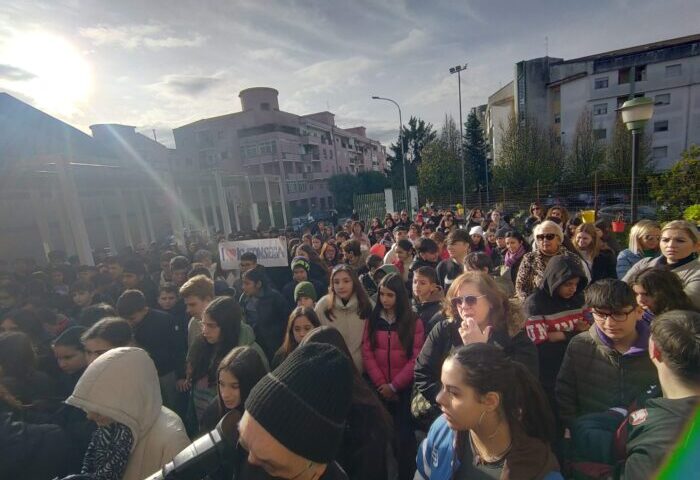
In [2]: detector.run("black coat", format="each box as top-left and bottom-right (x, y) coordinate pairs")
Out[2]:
(132, 308), (178, 376)
(241, 288), (290, 362)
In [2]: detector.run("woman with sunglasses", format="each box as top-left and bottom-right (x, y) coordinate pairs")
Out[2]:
(515, 221), (583, 300)
(414, 272), (538, 418)
(525, 202), (545, 237)
(623, 220), (700, 309)
(437, 214), (456, 236)
(616, 219), (661, 279)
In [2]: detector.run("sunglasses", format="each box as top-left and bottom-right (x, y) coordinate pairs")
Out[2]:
(642, 235), (660, 241)
(451, 294), (487, 308)
(536, 233), (558, 241)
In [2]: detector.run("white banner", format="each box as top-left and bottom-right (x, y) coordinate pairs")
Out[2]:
(218, 238), (288, 270)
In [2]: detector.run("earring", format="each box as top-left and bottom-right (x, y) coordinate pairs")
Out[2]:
(477, 410), (487, 428)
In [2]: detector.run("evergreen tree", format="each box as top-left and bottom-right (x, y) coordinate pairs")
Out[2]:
(418, 115), (462, 202)
(464, 110), (490, 193)
(386, 116), (437, 191)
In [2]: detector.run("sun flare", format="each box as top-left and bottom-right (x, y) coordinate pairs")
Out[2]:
(0, 31), (93, 116)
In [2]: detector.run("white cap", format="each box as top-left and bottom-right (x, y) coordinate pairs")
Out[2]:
(469, 226), (484, 237)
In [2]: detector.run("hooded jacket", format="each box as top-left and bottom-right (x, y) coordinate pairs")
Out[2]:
(315, 293), (370, 372)
(240, 286), (290, 362)
(66, 347), (190, 480)
(523, 256), (589, 396)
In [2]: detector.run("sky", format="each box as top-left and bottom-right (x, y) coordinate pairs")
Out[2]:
(1, 0), (698, 148)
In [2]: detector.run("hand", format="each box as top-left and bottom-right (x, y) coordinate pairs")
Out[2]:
(458, 317), (492, 345)
(547, 332), (566, 342)
(176, 378), (191, 392)
(378, 384), (397, 401)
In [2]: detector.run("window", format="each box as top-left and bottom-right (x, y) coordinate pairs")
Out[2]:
(653, 146), (668, 159)
(593, 103), (608, 115)
(618, 65), (646, 84)
(665, 64), (682, 77)
(259, 141), (276, 155)
(635, 65), (647, 82)
(595, 77), (609, 89)
(654, 121), (669, 132)
(655, 93), (671, 106)
(554, 113), (561, 124)
(618, 68), (630, 85)
(593, 128), (607, 140)
(260, 102), (270, 111)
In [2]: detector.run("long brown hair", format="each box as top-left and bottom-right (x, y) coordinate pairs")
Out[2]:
(324, 265), (372, 322)
(296, 243), (330, 276)
(574, 223), (601, 259)
(442, 271), (525, 337)
(276, 307), (321, 358)
(216, 346), (267, 416)
(368, 273), (417, 357)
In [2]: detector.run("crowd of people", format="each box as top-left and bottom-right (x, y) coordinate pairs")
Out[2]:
(0, 204), (698, 480)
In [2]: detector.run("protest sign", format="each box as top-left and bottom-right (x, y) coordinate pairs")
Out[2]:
(219, 238), (288, 270)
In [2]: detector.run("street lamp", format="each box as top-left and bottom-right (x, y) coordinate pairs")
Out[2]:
(372, 95), (409, 213)
(449, 63), (469, 209)
(619, 96), (654, 223)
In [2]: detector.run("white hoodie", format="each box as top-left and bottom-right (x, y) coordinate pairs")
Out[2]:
(67, 347), (190, 480)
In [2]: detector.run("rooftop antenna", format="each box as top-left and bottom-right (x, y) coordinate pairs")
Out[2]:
(326, 99), (330, 111)
(152, 129), (158, 142)
(545, 36), (549, 57)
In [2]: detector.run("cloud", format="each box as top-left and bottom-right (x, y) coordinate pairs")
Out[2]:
(388, 28), (428, 55)
(295, 56), (378, 92)
(151, 74), (224, 97)
(79, 23), (206, 50)
(0, 64), (36, 81)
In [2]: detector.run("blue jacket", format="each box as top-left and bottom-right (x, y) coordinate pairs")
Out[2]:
(415, 415), (564, 480)
(616, 249), (643, 279)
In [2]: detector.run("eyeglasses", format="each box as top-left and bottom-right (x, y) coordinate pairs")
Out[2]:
(451, 294), (487, 308)
(592, 308), (635, 323)
(642, 235), (660, 241)
(536, 233), (558, 241)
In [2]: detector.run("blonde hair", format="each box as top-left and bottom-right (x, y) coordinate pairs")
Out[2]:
(533, 220), (564, 242)
(628, 219), (661, 254)
(179, 274), (214, 300)
(662, 220), (700, 243)
(575, 223), (601, 259)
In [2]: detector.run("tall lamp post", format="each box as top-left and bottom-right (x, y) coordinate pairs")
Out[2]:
(372, 95), (409, 213)
(619, 97), (654, 223)
(449, 63), (468, 210)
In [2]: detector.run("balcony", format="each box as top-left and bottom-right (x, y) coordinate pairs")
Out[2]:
(302, 135), (321, 145)
(241, 153), (279, 165)
(301, 153), (321, 162)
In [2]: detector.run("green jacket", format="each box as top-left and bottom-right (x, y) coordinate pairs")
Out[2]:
(555, 324), (658, 428)
(618, 396), (699, 479)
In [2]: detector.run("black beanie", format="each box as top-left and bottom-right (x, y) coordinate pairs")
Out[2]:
(244, 342), (353, 463)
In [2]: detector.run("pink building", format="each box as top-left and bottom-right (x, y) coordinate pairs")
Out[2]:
(173, 87), (387, 215)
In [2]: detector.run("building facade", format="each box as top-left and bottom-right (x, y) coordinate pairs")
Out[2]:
(173, 87), (387, 216)
(485, 34), (700, 169)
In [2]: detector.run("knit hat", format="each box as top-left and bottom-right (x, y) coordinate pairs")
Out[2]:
(245, 343), (353, 463)
(469, 226), (484, 237)
(376, 264), (398, 276)
(369, 243), (386, 258)
(290, 256), (310, 272)
(294, 281), (317, 302)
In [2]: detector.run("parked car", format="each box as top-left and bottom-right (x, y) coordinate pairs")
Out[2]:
(597, 204), (657, 223)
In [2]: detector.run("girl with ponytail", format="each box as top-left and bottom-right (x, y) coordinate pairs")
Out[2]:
(415, 343), (562, 480)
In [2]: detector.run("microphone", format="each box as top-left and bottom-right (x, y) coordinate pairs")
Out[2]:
(144, 410), (239, 480)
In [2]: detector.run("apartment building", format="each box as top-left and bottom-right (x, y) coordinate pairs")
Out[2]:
(485, 34), (700, 169)
(173, 87), (387, 215)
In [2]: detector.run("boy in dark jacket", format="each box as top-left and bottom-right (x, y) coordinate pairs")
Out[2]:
(411, 266), (444, 333)
(555, 279), (658, 431)
(524, 255), (590, 405)
(281, 257), (323, 310)
(435, 229), (469, 290)
(407, 238), (440, 294)
(617, 310), (700, 479)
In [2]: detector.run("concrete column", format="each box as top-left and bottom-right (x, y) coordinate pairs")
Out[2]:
(164, 172), (185, 248)
(29, 189), (52, 260)
(133, 192), (149, 246)
(55, 160), (94, 265)
(208, 186), (221, 232)
(197, 185), (210, 237)
(141, 192), (156, 243)
(232, 192), (241, 232)
(115, 188), (134, 248)
(278, 175), (288, 228)
(264, 176), (276, 227)
(176, 185), (187, 230)
(246, 176), (260, 230)
(384, 188), (394, 213)
(213, 170), (233, 235)
(51, 187), (75, 255)
(99, 198), (117, 254)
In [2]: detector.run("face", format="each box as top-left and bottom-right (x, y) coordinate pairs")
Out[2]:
(536, 228), (561, 254)
(84, 338), (115, 364)
(379, 286), (397, 312)
(184, 295), (210, 319)
(323, 246), (337, 262)
(660, 229), (697, 263)
(158, 291), (178, 311)
(413, 274), (436, 301)
(0, 317), (19, 332)
(171, 269), (188, 287)
(486, 233), (497, 245)
(53, 345), (87, 374)
(395, 230), (407, 242)
(470, 234), (482, 245)
(633, 284), (654, 312)
(454, 282), (491, 329)
(72, 290), (93, 308)
(639, 229), (661, 250)
(575, 232), (593, 251)
(446, 241), (468, 260)
(473, 210), (482, 219)
(421, 251), (439, 263)
(107, 263), (123, 280)
(491, 211), (501, 223)
(436, 358), (488, 431)
(496, 237), (506, 248)
(296, 296), (315, 309)
(312, 238), (322, 251)
(409, 228), (419, 239)
(292, 268), (308, 283)
(396, 246), (410, 262)
(591, 306), (641, 343)
(531, 206), (543, 217)
(292, 316), (315, 344)
(240, 260), (256, 273)
(549, 208), (562, 220)
(86, 411), (114, 427)
(295, 250), (310, 261)
(332, 271), (354, 300)
(343, 250), (356, 264)
(201, 312), (221, 344)
(242, 278), (261, 297)
(218, 370), (241, 410)
(51, 270), (64, 284)
(556, 277), (580, 299)
(239, 413), (317, 479)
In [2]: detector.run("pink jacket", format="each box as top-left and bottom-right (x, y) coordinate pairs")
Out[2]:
(362, 314), (425, 392)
